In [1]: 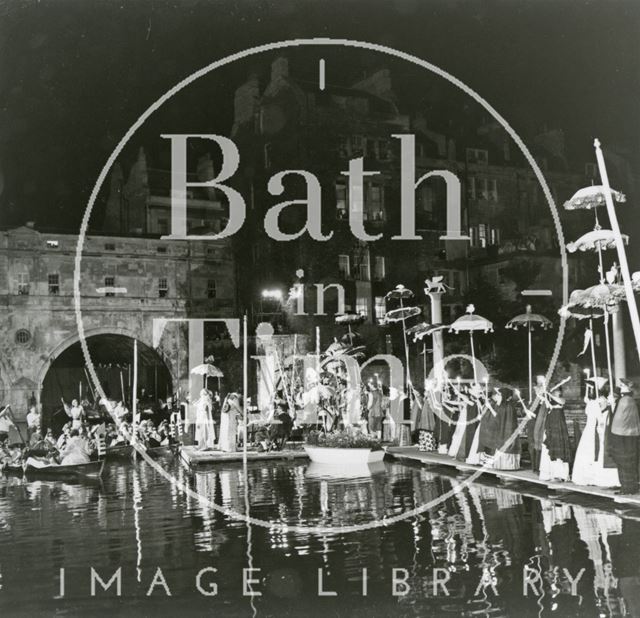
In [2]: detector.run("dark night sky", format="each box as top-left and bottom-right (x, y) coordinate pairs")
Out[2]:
(0, 0), (638, 231)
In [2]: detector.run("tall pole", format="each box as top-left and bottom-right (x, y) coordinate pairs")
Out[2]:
(469, 331), (477, 382)
(589, 318), (600, 398)
(428, 292), (444, 385)
(132, 339), (138, 448)
(243, 315), (248, 456)
(612, 310), (627, 379)
(528, 325), (533, 403)
(603, 313), (615, 397)
(594, 138), (640, 368)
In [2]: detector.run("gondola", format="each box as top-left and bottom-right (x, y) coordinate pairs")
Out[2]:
(1, 462), (24, 477)
(106, 442), (178, 460)
(23, 457), (106, 480)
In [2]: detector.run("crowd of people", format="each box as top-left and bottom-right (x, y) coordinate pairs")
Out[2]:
(400, 373), (640, 495)
(0, 396), (181, 471)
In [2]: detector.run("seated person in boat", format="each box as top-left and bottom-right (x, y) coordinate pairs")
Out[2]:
(157, 420), (174, 445)
(27, 431), (56, 457)
(45, 428), (57, 449)
(59, 429), (92, 465)
(56, 423), (72, 450)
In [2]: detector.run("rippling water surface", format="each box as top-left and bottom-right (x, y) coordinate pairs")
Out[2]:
(0, 456), (638, 617)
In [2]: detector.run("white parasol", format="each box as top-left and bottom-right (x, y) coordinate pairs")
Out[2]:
(506, 305), (553, 402)
(449, 304), (493, 381)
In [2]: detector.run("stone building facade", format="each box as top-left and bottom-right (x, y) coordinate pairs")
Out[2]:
(0, 223), (236, 419)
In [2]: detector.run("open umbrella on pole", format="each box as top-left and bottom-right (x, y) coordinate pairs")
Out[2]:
(385, 284), (420, 393)
(506, 305), (552, 402)
(190, 360), (224, 392)
(449, 304), (493, 382)
(560, 283), (628, 397)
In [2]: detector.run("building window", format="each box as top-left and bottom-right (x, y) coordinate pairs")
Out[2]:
(157, 219), (169, 236)
(478, 224), (487, 248)
(158, 278), (168, 298)
(353, 250), (371, 281)
(104, 243), (116, 251)
(355, 295), (368, 317)
(156, 245), (167, 253)
(466, 148), (488, 165)
(350, 135), (364, 154)
(104, 276), (115, 297)
(418, 184), (435, 214)
(374, 256), (386, 281)
(46, 240), (59, 249)
(377, 140), (390, 161)
(335, 181), (348, 219)
(15, 272), (29, 295)
(15, 329), (31, 345)
(369, 185), (384, 220)
(487, 179), (498, 201)
(585, 162), (598, 180)
(374, 296), (386, 321)
(48, 273), (60, 296)
(264, 143), (272, 169)
(490, 227), (501, 245)
(207, 279), (217, 299)
(338, 254), (350, 278)
(467, 177), (476, 200)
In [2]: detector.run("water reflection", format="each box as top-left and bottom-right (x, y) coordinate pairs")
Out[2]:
(0, 459), (637, 616)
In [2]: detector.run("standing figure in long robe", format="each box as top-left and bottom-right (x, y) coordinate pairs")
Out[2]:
(539, 386), (572, 482)
(218, 393), (242, 453)
(194, 389), (216, 450)
(491, 389), (521, 470)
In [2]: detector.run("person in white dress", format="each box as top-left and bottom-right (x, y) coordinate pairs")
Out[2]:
(218, 393), (241, 452)
(61, 398), (84, 430)
(194, 389), (216, 450)
(572, 377), (620, 487)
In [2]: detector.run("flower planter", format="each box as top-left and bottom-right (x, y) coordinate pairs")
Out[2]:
(303, 445), (385, 465)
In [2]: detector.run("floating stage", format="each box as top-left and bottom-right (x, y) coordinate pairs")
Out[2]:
(180, 445), (309, 467)
(385, 446), (640, 508)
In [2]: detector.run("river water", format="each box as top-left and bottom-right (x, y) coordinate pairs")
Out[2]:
(0, 455), (638, 617)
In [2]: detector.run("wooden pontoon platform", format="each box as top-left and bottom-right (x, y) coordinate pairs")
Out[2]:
(386, 446), (640, 507)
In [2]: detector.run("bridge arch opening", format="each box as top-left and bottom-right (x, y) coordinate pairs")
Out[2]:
(41, 334), (173, 432)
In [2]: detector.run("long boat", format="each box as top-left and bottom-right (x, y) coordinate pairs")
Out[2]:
(105, 443), (178, 460)
(23, 457), (106, 480)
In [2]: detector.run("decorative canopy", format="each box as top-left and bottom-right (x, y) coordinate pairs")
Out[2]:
(506, 305), (553, 331)
(563, 283), (627, 314)
(563, 185), (626, 210)
(385, 284), (414, 301)
(190, 363), (224, 378)
(449, 304), (494, 333)
(406, 322), (448, 342)
(384, 306), (422, 323)
(566, 229), (629, 253)
(335, 312), (366, 325)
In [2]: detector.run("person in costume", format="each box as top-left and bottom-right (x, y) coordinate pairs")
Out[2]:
(539, 384), (572, 482)
(26, 404), (41, 441)
(437, 382), (457, 454)
(366, 377), (383, 439)
(414, 379), (438, 452)
(218, 392), (242, 453)
(491, 388), (521, 470)
(572, 377), (619, 488)
(465, 383), (487, 465)
(527, 375), (551, 473)
(61, 397), (84, 430)
(609, 378), (640, 495)
(194, 388), (216, 450)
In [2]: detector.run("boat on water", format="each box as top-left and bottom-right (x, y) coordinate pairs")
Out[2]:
(303, 445), (385, 465)
(23, 457), (106, 480)
(106, 443), (178, 459)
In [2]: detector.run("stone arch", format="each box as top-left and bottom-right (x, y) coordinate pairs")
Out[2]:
(36, 326), (176, 396)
